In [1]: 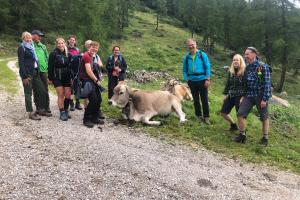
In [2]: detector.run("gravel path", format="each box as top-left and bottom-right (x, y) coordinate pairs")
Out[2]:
(0, 61), (299, 200)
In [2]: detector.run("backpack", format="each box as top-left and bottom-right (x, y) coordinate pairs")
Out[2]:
(69, 54), (83, 80)
(185, 49), (207, 76)
(108, 54), (123, 67)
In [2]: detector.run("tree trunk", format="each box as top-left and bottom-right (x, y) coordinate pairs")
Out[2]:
(275, 0), (288, 93)
(263, 0), (272, 65)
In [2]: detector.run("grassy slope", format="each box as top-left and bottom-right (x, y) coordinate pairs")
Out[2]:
(0, 11), (299, 173)
(0, 60), (18, 94)
(102, 11), (300, 173)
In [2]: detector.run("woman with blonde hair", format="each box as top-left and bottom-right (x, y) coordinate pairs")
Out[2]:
(220, 54), (247, 131)
(17, 31), (48, 120)
(48, 37), (72, 121)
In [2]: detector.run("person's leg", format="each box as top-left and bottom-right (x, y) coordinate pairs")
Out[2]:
(199, 80), (209, 119)
(108, 76), (118, 99)
(91, 86), (101, 123)
(220, 97), (235, 125)
(40, 72), (51, 112)
(84, 87), (96, 128)
(55, 86), (67, 121)
(187, 81), (202, 118)
(23, 78), (40, 120)
(32, 71), (48, 116)
(235, 97), (254, 143)
(255, 96), (269, 146)
(64, 86), (72, 118)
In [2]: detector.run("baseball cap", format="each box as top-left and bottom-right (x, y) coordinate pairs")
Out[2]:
(31, 30), (45, 37)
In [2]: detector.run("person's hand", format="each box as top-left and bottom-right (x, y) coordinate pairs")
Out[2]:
(223, 95), (229, 101)
(261, 100), (267, 108)
(22, 78), (30, 86)
(204, 79), (210, 88)
(115, 66), (121, 72)
(96, 79), (101, 87)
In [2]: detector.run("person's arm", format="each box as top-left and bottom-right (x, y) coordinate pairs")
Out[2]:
(262, 64), (272, 102)
(17, 46), (26, 79)
(120, 56), (127, 72)
(182, 56), (188, 81)
(48, 52), (55, 81)
(85, 62), (99, 84)
(202, 52), (211, 79)
(105, 57), (114, 72)
(223, 73), (230, 95)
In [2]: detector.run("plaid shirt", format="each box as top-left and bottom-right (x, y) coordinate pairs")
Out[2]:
(246, 60), (272, 101)
(223, 73), (247, 98)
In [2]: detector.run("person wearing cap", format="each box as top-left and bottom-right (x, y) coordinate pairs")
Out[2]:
(235, 47), (272, 146)
(17, 32), (47, 120)
(32, 30), (52, 117)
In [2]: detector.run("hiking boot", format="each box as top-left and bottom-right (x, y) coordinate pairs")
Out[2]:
(70, 100), (75, 111)
(229, 123), (239, 131)
(197, 116), (204, 122)
(46, 108), (52, 113)
(92, 118), (105, 125)
(29, 112), (41, 120)
(75, 101), (83, 110)
(65, 110), (71, 119)
(259, 137), (268, 147)
(234, 133), (246, 143)
(60, 111), (68, 121)
(98, 111), (105, 120)
(203, 117), (211, 125)
(83, 120), (94, 128)
(36, 110), (52, 117)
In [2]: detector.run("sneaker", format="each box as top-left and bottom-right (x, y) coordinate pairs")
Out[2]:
(259, 137), (268, 146)
(83, 120), (94, 128)
(234, 133), (246, 143)
(29, 112), (41, 120)
(60, 111), (68, 121)
(75, 101), (83, 110)
(229, 123), (239, 131)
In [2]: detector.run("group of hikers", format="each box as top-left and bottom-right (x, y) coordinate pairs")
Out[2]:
(184, 39), (271, 146)
(17, 31), (271, 146)
(17, 30), (127, 128)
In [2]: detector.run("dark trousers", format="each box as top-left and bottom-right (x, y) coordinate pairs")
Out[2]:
(188, 80), (209, 118)
(84, 83), (101, 122)
(108, 76), (119, 99)
(34, 72), (50, 110)
(23, 69), (46, 112)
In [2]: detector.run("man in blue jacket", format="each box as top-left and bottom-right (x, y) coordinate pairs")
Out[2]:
(183, 39), (211, 124)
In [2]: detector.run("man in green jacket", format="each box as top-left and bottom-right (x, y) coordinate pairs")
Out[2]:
(32, 30), (52, 115)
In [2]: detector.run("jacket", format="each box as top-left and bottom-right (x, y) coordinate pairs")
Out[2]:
(17, 45), (37, 79)
(106, 54), (127, 81)
(48, 48), (70, 81)
(182, 50), (211, 81)
(33, 41), (48, 72)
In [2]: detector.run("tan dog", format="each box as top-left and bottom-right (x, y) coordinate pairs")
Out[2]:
(161, 79), (193, 102)
(108, 84), (186, 125)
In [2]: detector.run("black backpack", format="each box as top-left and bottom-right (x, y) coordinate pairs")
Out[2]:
(69, 54), (83, 80)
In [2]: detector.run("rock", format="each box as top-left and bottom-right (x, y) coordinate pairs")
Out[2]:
(269, 94), (290, 107)
(263, 173), (277, 182)
(197, 178), (213, 188)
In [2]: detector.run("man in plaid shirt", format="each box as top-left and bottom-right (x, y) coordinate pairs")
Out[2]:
(235, 47), (272, 146)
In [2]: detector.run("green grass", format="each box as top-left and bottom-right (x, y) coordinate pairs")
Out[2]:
(104, 11), (300, 174)
(0, 60), (18, 94)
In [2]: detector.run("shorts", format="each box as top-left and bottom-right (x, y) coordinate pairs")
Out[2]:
(52, 78), (71, 88)
(237, 96), (269, 121)
(220, 96), (241, 114)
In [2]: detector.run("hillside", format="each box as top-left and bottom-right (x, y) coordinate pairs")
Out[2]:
(0, 11), (300, 173)
(104, 11), (300, 173)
